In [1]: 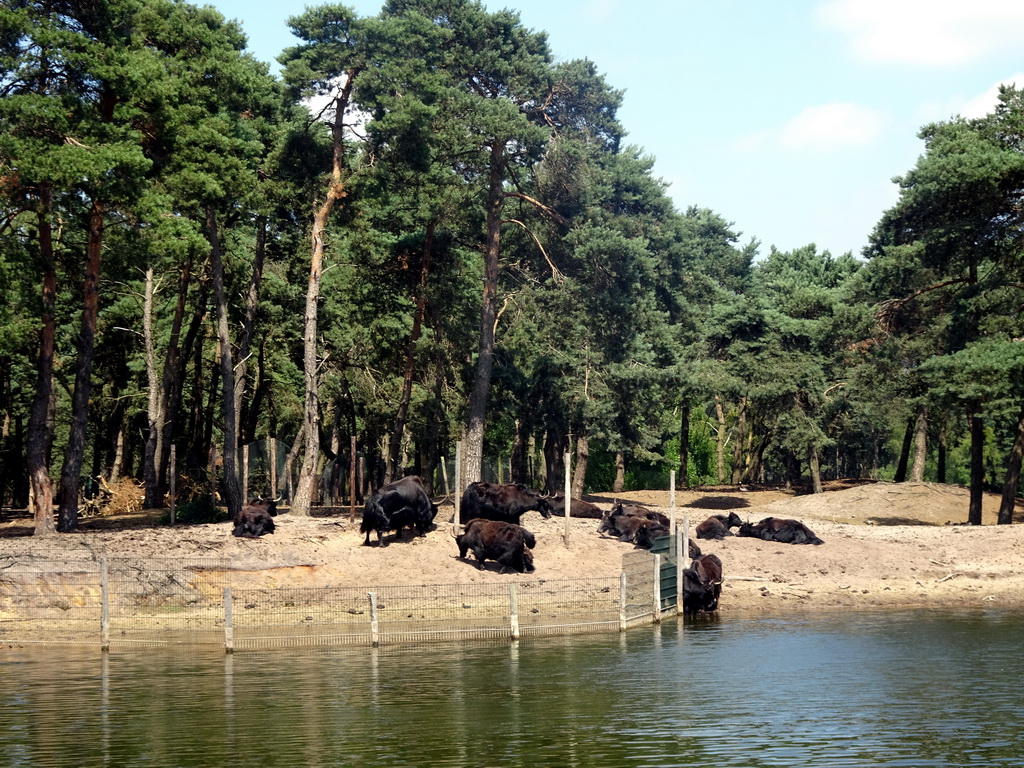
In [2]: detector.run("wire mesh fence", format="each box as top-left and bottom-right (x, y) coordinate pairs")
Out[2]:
(1, 536), (686, 650)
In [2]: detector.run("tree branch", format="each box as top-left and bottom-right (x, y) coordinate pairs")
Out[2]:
(503, 218), (563, 282)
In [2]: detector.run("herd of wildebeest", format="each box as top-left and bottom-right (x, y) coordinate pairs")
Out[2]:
(230, 476), (824, 615)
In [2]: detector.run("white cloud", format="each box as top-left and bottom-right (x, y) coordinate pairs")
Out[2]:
(959, 73), (1024, 118)
(778, 103), (887, 150)
(817, 0), (1024, 66)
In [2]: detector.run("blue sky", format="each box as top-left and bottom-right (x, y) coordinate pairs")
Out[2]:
(207, 0), (1024, 259)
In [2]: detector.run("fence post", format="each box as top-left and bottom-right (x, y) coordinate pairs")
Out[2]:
(653, 553), (662, 624)
(669, 470), (676, 535)
(676, 529), (685, 617)
(349, 435), (357, 523)
(169, 445), (177, 526)
(619, 572), (627, 631)
(563, 450), (571, 546)
(453, 442), (462, 534)
(242, 443), (249, 504)
(269, 438), (277, 499)
(224, 587), (234, 653)
(368, 591), (380, 647)
(509, 583), (520, 641)
(100, 558), (110, 651)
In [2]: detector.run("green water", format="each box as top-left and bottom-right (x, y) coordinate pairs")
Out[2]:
(2, 609), (1023, 767)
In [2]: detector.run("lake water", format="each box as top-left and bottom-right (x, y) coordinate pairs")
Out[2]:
(2, 609), (1023, 767)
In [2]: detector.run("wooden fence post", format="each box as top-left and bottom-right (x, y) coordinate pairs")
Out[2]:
(100, 558), (109, 651)
(368, 591), (380, 647)
(653, 553), (662, 624)
(224, 587), (234, 653)
(169, 445), (177, 526)
(676, 529), (685, 617)
(619, 572), (627, 631)
(669, 470), (676, 535)
(453, 442), (462, 534)
(349, 436), (357, 524)
(509, 583), (520, 641)
(563, 450), (571, 546)
(241, 444), (249, 504)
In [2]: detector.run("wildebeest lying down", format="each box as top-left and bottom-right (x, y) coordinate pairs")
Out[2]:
(695, 512), (744, 540)
(361, 475), (438, 546)
(682, 553), (723, 613)
(233, 496), (279, 538)
(455, 519), (536, 573)
(598, 503), (701, 556)
(547, 495), (603, 518)
(459, 482), (552, 525)
(738, 517), (824, 545)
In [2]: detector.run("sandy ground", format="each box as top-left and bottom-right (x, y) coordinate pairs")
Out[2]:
(2, 480), (1023, 614)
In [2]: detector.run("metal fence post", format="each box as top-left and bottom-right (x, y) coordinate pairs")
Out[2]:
(619, 572), (627, 631)
(653, 553), (662, 624)
(368, 591), (380, 647)
(509, 583), (520, 641)
(224, 587), (234, 653)
(100, 558), (110, 651)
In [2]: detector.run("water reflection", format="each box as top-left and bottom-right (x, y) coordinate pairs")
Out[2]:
(1, 609), (1023, 767)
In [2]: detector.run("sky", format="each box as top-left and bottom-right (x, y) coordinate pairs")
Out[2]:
(206, 0), (1024, 259)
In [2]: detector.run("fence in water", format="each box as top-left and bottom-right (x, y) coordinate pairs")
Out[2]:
(0, 534), (689, 650)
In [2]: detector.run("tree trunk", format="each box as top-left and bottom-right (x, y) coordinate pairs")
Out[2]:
(613, 450), (625, 493)
(937, 422), (947, 484)
(208, 208), (242, 519)
(910, 405), (928, 482)
(386, 221), (434, 484)
(968, 411), (984, 525)
(741, 431), (771, 485)
(510, 417), (530, 485)
(57, 198), (104, 532)
(678, 402), (690, 489)
(464, 142), (505, 485)
(997, 403), (1024, 525)
(294, 76), (357, 515)
(893, 417), (914, 483)
(233, 216), (266, 447)
(808, 445), (823, 494)
(731, 396), (747, 484)
(714, 396), (726, 484)
(571, 436), (589, 498)
(542, 425), (566, 495)
(142, 266), (164, 508)
(27, 188), (57, 535)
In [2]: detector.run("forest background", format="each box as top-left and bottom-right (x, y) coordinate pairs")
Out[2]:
(2, 0), (1024, 535)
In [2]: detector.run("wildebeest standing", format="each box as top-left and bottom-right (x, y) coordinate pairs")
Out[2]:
(232, 496), (279, 538)
(361, 475), (438, 546)
(459, 482), (552, 525)
(738, 517), (824, 545)
(455, 519), (536, 573)
(695, 512), (744, 540)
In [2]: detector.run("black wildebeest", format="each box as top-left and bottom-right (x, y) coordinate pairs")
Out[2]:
(737, 516), (824, 545)
(232, 496), (279, 538)
(695, 512), (744, 540)
(682, 553), (724, 613)
(459, 482), (552, 525)
(454, 519), (536, 573)
(361, 475), (438, 546)
(547, 495), (603, 519)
